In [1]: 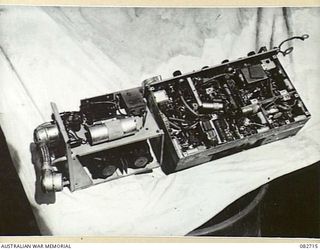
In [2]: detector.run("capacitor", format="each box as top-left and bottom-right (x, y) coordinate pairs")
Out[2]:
(266, 107), (279, 115)
(86, 116), (143, 145)
(241, 104), (260, 115)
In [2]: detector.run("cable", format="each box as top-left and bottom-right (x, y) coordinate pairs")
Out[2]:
(249, 122), (265, 127)
(277, 34), (309, 56)
(186, 121), (199, 129)
(187, 184), (269, 236)
(179, 94), (207, 118)
(264, 96), (280, 109)
(68, 129), (87, 144)
(180, 95), (200, 117)
(203, 74), (227, 85)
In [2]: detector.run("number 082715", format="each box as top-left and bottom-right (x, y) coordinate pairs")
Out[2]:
(300, 244), (318, 248)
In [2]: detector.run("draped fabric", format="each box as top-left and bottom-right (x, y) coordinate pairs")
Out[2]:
(0, 6), (319, 235)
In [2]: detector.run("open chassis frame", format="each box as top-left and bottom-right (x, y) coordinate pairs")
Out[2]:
(49, 100), (164, 192)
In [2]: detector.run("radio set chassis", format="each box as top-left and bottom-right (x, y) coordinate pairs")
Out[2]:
(33, 35), (311, 194)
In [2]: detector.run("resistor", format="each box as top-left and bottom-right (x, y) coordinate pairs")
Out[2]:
(202, 102), (224, 110)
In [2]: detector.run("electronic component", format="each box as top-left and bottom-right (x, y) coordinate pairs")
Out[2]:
(153, 90), (169, 104)
(144, 35), (311, 174)
(120, 88), (146, 116)
(86, 116), (143, 145)
(32, 34), (311, 198)
(241, 64), (268, 85)
(33, 87), (163, 193)
(34, 122), (60, 146)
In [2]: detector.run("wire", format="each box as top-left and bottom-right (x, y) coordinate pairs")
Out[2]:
(288, 99), (297, 108)
(187, 184), (269, 236)
(249, 122), (265, 127)
(180, 94), (206, 117)
(114, 95), (127, 116)
(68, 129), (87, 144)
(168, 121), (181, 130)
(180, 95), (200, 117)
(186, 121), (199, 129)
(168, 117), (187, 123)
(264, 96), (280, 109)
(203, 74), (227, 85)
(277, 34), (309, 56)
(277, 104), (291, 111)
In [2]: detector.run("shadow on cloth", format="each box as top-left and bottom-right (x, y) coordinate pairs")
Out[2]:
(30, 142), (56, 205)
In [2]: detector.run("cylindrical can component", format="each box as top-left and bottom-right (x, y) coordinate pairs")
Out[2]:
(41, 169), (63, 192)
(284, 79), (294, 90)
(87, 117), (142, 145)
(34, 122), (60, 145)
(257, 112), (267, 124)
(202, 102), (224, 110)
(241, 104), (260, 115)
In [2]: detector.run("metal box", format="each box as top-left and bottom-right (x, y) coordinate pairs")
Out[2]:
(144, 48), (311, 174)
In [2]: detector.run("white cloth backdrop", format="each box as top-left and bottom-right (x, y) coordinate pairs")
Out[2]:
(0, 6), (319, 235)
